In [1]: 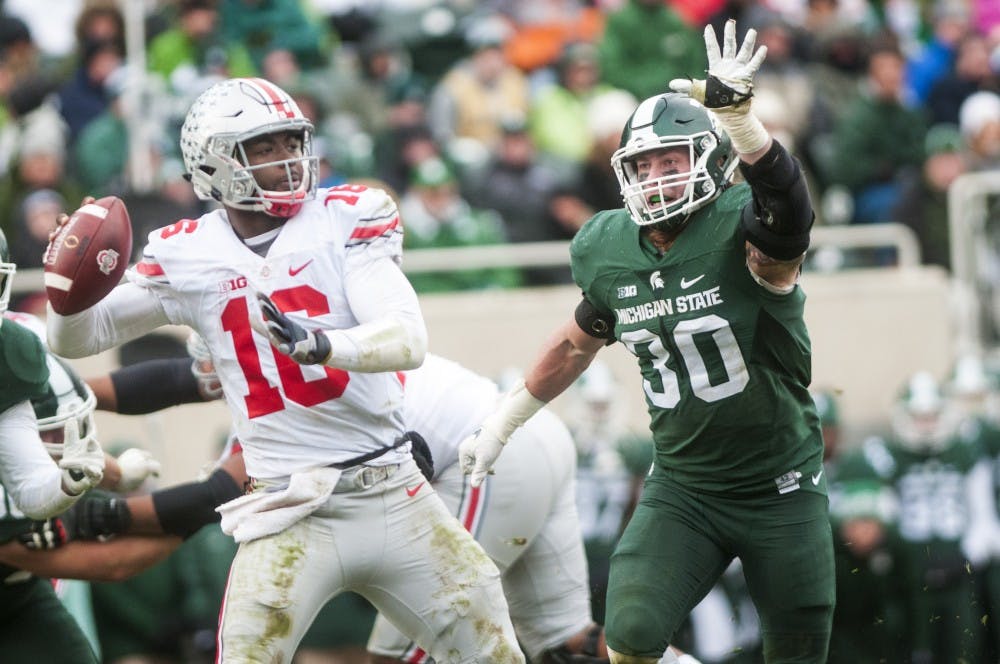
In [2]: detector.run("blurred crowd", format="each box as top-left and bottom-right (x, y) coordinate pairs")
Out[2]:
(1, 2), (1000, 660)
(0, 0), (997, 313)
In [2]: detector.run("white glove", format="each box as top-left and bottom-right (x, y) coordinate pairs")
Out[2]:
(253, 291), (332, 365)
(458, 426), (506, 488)
(114, 448), (161, 492)
(669, 19), (767, 113)
(459, 379), (547, 487)
(59, 414), (104, 495)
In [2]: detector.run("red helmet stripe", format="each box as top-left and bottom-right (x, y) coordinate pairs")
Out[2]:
(249, 77), (295, 119)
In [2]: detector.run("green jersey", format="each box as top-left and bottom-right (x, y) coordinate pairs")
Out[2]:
(571, 184), (822, 495)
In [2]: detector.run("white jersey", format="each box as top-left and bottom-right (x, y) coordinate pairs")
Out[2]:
(128, 185), (408, 479)
(402, 353), (500, 479)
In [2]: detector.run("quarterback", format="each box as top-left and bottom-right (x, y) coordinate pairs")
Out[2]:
(45, 77), (520, 662)
(460, 21), (835, 663)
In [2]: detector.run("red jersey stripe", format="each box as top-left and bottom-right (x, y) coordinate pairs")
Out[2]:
(349, 216), (399, 240)
(135, 260), (165, 276)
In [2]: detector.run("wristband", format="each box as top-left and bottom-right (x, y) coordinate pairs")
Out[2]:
(486, 379), (547, 443)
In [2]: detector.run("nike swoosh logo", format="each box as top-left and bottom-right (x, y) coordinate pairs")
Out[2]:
(405, 482), (425, 497)
(680, 274), (705, 289)
(811, 471), (823, 485)
(289, 259), (313, 277)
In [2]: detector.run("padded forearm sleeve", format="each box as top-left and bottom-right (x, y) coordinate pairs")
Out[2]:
(151, 468), (242, 539)
(109, 358), (202, 415)
(738, 140), (814, 260)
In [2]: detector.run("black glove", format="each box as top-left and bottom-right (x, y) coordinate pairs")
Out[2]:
(62, 491), (133, 540)
(255, 291), (332, 364)
(18, 517), (69, 550)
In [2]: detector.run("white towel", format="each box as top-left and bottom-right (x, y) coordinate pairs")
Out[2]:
(217, 467), (343, 543)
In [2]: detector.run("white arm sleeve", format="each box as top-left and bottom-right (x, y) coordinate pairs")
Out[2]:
(46, 282), (172, 358)
(320, 256), (428, 372)
(0, 401), (78, 519)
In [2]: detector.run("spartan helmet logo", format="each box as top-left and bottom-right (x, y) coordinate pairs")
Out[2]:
(649, 270), (665, 291)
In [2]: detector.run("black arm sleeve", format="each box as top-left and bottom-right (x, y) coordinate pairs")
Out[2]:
(109, 358), (203, 415)
(738, 139), (814, 260)
(151, 468), (243, 539)
(574, 296), (616, 345)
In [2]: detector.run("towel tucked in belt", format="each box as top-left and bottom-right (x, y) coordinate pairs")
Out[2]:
(217, 467), (343, 543)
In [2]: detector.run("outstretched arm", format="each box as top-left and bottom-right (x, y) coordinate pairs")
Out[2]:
(46, 282), (171, 359)
(460, 314), (607, 486)
(670, 19), (812, 290)
(0, 536), (181, 582)
(523, 318), (608, 402)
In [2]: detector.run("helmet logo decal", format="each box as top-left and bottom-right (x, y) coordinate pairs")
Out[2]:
(96, 248), (120, 275)
(245, 78), (296, 119)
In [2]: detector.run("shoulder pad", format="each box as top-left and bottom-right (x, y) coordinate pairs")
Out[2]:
(571, 209), (622, 258)
(0, 319), (49, 411)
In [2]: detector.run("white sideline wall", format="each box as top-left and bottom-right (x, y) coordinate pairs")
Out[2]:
(70, 265), (956, 485)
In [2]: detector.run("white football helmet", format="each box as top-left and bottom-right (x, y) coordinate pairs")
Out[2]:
(891, 371), (961, 453)
(34, 352), (97, 458)
(180, 78), (318, 218)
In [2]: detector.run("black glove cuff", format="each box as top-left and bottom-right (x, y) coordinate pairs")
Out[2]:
(308, 330), (331, 364)
(704, 74), (753, 109)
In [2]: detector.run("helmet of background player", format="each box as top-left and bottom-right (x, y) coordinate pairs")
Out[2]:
(33, 351), (97, 458)
(891, 371), (962, 453)
(569, 359), (627, 456)
(0, 228), (15, 315)
(180, 78), (319, 218)
(612, 92), (737, 230)
(946, 353), (1000, 425)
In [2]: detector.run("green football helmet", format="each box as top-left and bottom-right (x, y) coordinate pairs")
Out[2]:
(612, 92), (738, 229)
(34, 350), (97, 458)
(0, 228), (15, 314)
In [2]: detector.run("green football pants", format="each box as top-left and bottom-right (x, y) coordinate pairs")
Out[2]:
(605, 470), (835, 662)
(0, 575), (99, 663)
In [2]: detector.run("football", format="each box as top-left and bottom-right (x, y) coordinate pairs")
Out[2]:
(43, 196), (133, 315)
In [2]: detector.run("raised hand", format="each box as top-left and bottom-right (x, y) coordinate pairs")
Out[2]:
(669, 19), (767, 111)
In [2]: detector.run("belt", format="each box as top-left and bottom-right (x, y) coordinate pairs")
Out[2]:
(333, 463), (400, 493)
